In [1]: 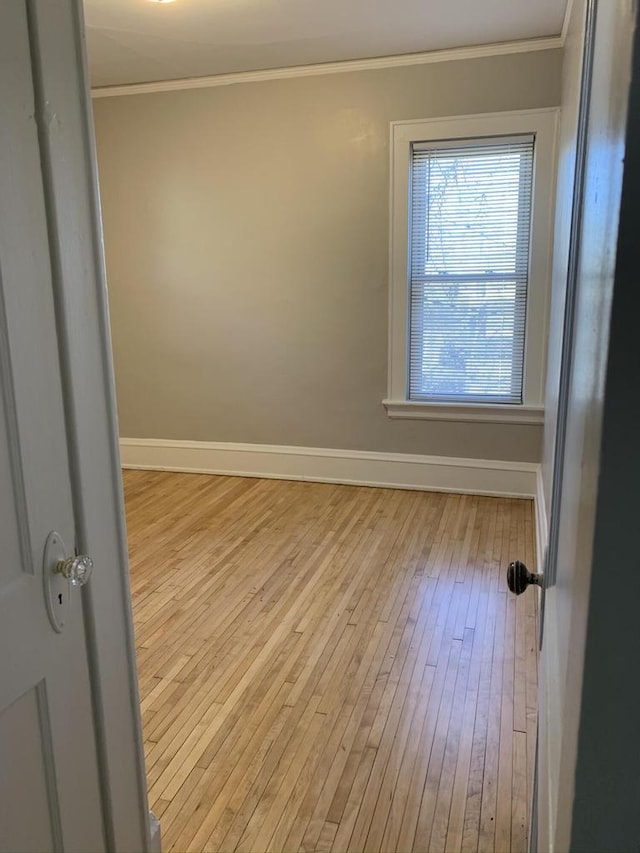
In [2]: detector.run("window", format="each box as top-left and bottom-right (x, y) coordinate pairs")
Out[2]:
(385, 110), (558, 424)
(410, 136), (533, 403)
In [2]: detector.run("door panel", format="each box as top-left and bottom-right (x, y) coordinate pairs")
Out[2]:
(0, 2), (105, 850)
(0, 395), (25, 586)
(0, 685), (60, 853)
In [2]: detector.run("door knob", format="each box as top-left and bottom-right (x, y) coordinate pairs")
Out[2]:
(507, 560), (543, 595)
(55, 554), (93, 587)
(43, 531), (93, 633)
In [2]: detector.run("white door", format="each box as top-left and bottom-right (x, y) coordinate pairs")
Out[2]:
(507, 0), (640, 849)
(0, 2), (149, 851)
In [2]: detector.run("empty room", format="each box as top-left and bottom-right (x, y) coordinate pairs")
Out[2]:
(3, 0), (640, 852)
(90, 0), (560, 845)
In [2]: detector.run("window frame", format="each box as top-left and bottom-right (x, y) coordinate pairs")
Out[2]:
(385, 108), (559, 425)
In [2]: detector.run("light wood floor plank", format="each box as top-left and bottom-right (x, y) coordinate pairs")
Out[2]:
(124, 471), (537, 853)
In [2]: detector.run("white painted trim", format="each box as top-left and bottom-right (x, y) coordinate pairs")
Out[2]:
(383, 399), (544, 425)
(91, 36), (563, 99)
(387, 108), (559, 416)
(561, 0), (575, 45)
(120, 438), (538, 499)
(30, 4), (151, 850)
(149, 812), (161, 853)
(535, 464), (549, 575)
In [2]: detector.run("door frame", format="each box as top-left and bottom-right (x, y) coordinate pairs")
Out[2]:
(26, 2), (151, 850)
(537, 2), (595, 840)
(536, 0), (640, 848)
(545, 0), (596, 595)
(564, 5), (640, 846)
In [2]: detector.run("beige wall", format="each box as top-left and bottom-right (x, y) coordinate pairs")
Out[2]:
(542, 2), (586, 505)
(94, 49), (562, 460)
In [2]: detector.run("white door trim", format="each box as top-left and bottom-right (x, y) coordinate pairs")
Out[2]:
(29, 3), (151, 850)
(535, 466), (549, 576)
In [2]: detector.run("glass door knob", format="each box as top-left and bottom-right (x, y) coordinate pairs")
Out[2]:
(55, 554), (93, 587)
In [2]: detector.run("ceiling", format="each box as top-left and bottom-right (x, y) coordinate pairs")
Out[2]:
(84, 0), (568, 89)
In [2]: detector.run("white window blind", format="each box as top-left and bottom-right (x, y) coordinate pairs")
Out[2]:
(409, 134), (534, 404)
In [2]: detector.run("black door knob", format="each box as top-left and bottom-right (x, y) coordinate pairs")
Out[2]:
(507, 560), (543, 595)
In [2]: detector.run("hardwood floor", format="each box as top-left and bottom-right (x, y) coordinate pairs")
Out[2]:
(124, 470), (538, 853)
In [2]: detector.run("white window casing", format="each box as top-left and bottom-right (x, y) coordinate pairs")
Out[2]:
(385, 108), (559, 425)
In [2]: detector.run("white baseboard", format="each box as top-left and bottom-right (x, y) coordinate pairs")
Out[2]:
(119, 438), (539, 499)
(148, 812), (161, 853)
(535, 465), (549, 575)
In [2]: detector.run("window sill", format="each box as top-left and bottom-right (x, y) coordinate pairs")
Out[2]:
(382, 399), (544, 425)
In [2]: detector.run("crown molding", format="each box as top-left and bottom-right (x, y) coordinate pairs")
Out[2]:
(91, 35), (563, 99)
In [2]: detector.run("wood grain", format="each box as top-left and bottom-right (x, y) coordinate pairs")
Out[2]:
(124, 471), (538, 852)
